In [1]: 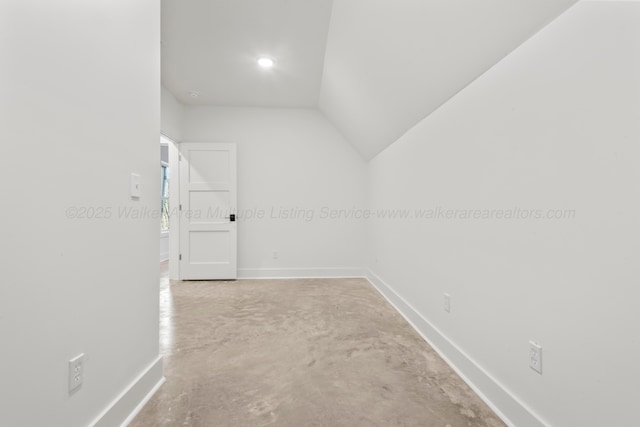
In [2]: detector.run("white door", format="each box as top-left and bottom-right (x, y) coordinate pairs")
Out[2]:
(179, 143), (237, 280)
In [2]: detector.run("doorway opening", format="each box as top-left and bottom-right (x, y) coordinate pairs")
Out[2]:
(160, 136), (171, 263)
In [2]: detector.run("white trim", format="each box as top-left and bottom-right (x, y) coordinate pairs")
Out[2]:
(238, 267), (365, 279)
(365, 270), (549, 427)
(168, 139), (181, 280)
(90, 355), (164, 427)
(120, 376), (165, 427)
(160, 133), (175, 145)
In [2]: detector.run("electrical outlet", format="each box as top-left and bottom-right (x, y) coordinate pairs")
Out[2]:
(444, 293), (451, 313)
(68, 353), (85, 393)
(529, 341), (542, 374)
(272, 251), (279, 260)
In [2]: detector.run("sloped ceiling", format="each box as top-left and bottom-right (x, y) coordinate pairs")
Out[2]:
(318, 0), (578, 160)
(161, 0), (579, 159)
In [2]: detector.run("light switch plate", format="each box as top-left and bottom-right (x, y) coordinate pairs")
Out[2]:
(130, 173), (141, 198)
(444, 293), (451, 313)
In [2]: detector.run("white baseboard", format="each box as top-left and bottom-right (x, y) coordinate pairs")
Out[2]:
(365, 270), (547, 427)
(237, 267), (365, 279)
(91, 355), (165, 427)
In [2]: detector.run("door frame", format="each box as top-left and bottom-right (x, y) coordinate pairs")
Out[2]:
(164, 135), (181, 281)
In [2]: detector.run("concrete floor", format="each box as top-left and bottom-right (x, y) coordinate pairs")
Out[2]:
(130, 263), (505, 427)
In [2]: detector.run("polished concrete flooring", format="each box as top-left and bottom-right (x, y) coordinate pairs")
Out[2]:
(130, 263), (505, 427)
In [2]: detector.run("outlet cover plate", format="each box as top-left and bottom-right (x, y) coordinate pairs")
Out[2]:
(69, 353), (85, 393)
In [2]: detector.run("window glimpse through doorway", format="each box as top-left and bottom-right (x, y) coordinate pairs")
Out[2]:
(161, 162), (169, 232)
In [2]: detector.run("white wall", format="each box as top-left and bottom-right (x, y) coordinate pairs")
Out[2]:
(0, 1), (162, 426)
(161, 85), (184, 142)
(367, 2), (640, 426)
(182, 106), (367, 277)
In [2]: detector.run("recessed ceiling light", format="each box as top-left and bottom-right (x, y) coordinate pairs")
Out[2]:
(188, 91), (199, 98)
(257, 57), (275, 69)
